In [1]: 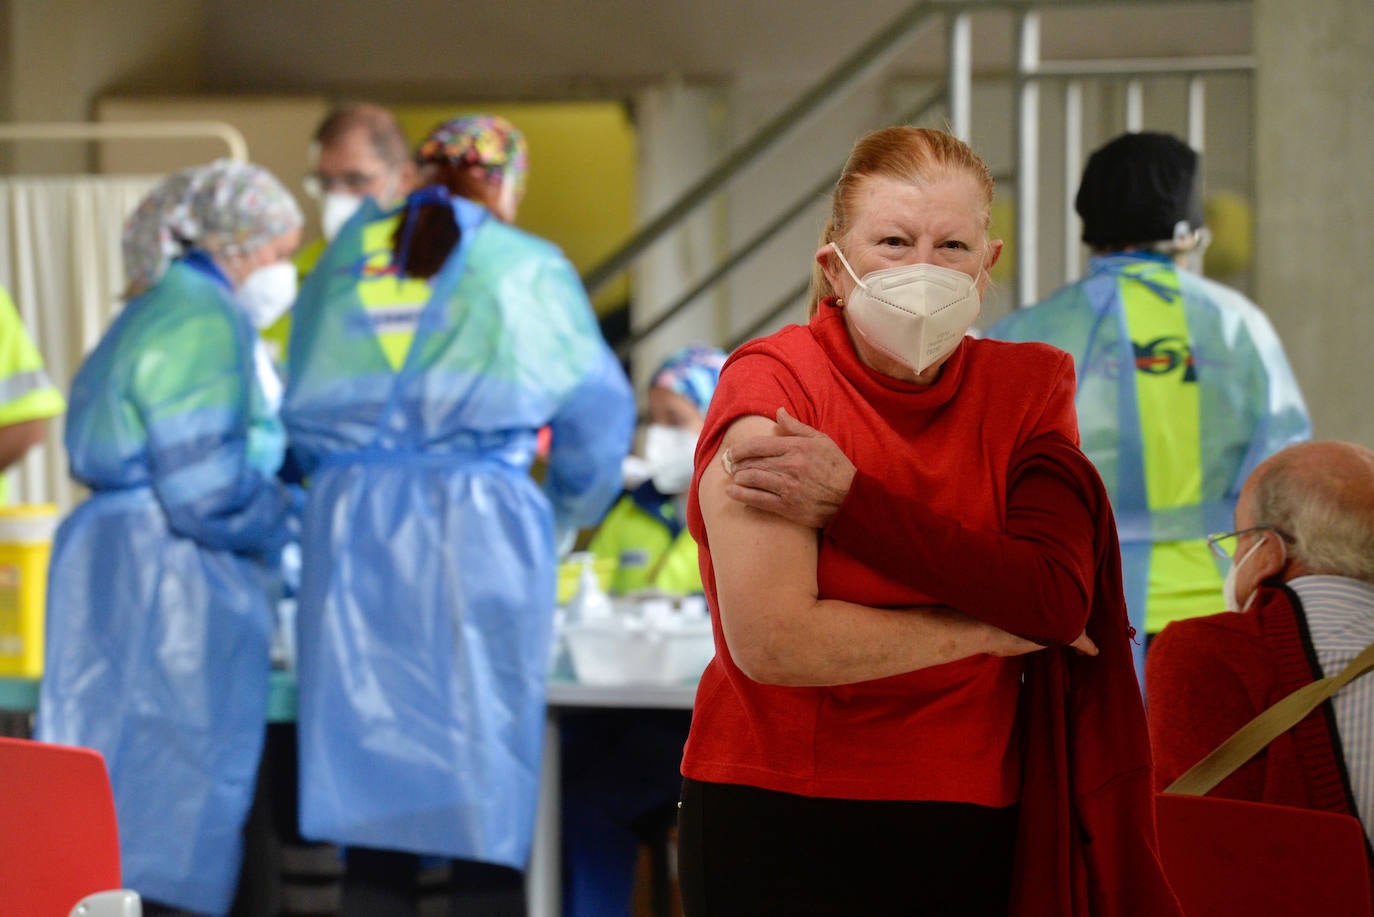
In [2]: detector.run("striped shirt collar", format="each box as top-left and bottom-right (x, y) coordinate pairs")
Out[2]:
(1290, 575), (1374, 651)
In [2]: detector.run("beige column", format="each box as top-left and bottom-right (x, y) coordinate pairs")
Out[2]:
(632, 80), (729, 389)
(1254, 0), (1374, 446)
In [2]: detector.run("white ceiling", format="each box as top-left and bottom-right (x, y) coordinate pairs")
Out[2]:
(208, 1), (1250, 101)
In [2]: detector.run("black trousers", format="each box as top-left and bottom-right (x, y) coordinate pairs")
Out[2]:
(676, 778), (1017, 916)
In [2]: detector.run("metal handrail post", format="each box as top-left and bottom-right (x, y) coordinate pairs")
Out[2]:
(948, 12), (973, 140)
(1031, 54), (1254, 77)
(1015, 8), (1041, 306)
(1187, 77), (1206, 151)
(1125, 79), (1145, 131)
(1063, 79), (1084, 283)
(581, 0), (941, 296)
(0, 121), (249, 162)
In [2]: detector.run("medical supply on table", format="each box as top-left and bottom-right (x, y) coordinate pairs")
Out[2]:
(0, 504), (58, 677)
(557, 552), (616, 606)
(560, 591), (712, 686)
(551, 552), (613, 677)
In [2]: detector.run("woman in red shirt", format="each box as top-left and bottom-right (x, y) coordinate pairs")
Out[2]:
(677, 127), (1178, 915)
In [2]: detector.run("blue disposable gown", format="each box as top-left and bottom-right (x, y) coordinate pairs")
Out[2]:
(37, 254), (294, 915)
(282, 197), (634, 867)
(985, 253), (1310, 674)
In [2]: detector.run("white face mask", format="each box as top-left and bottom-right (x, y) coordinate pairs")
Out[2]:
(238, 260), (298, 330)
(1222, 534), (1267, 613)
(643, 423), (698, 495)
(320, 191), (365, 242)
(832, 245), (983, 374)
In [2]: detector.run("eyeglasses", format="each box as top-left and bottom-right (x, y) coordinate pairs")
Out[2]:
(1206, 525), (1296, 563)
(302, 171), (382, 199)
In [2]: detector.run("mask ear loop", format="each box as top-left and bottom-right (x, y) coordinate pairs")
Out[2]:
(1271, 529), (1292, 575)
(829, 244), (864, 288)
(1241, 529), (1293, 602)
(836, 242), (989, 290)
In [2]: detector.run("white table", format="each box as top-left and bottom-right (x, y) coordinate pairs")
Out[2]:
(527, 679), (697, 917)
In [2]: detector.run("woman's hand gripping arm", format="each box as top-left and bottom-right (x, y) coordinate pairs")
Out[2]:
(701, 415), (1084, 687)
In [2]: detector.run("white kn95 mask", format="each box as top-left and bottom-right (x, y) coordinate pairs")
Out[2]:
(831, 245), (983, 374)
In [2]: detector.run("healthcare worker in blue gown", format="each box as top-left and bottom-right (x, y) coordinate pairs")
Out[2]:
(283, 114), (635, 916)
(37, 160), (304, 917)
(985, 131), (1310, 680)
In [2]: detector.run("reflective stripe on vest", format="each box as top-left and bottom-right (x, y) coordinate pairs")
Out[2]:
(357, 217), (433, 371)
(0, 368), (55, 406)
(1119, 263), (1224, 631)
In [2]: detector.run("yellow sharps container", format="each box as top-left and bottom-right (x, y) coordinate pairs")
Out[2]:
(0, 503), (58, 677)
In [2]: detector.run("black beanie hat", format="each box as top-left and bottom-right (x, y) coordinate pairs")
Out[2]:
(1075, 131), (1205, 248)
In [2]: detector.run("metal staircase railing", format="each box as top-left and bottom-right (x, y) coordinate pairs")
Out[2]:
(581, 0), (946, 300)
(623, 83), (949, 358)
(589, 0), (1253, 359)
(1013, 16), (1254, 302)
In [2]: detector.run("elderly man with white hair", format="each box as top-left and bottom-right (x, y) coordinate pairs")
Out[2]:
(1147, 440), (1374, 851)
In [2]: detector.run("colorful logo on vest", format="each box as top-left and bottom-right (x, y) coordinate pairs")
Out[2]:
(1134, 335), (1197, 383)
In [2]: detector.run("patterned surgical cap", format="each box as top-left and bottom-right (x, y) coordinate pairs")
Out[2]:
(650, 345), (729, 415)
(122, 159), (303, 293)
(415, 114), (529, 202)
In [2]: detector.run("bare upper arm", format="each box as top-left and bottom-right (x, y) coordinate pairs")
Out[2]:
(0, 418), (47, 470)
(699, 414), (821, 675)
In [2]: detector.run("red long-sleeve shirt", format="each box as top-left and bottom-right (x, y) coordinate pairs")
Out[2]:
(682, 299), (1180, 915)
(682, 299), (1086, 803)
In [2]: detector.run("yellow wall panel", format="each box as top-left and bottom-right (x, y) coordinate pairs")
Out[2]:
(397, 102), (636, 315)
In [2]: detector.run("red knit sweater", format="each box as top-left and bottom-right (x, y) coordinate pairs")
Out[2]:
(1147, 585), (1374, 904)
(1146, 584), (1362, 812)
(682, 300), (1081, 803)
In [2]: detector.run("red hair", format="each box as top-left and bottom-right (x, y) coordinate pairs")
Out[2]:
(808, 127), (995, 315)
(390, 160), (498, 279)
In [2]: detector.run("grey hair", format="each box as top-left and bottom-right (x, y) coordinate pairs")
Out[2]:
(1251, 450), (1374, 582)
(314, 103), (410, 168)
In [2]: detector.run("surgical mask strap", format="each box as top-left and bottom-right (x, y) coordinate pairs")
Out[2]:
(1236, 533), (1267, 571)
(831, 242), (986, 291)
(1224, 533), (1270, 613)
(1243, 527), (1291, 573)
(830, 244), (864, 289)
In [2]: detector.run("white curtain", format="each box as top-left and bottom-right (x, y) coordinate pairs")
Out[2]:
(0, 176), (158, 512)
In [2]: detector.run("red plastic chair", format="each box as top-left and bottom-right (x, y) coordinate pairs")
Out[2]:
(0, 736), (142, 916)
(1156, 792), (1373, 917)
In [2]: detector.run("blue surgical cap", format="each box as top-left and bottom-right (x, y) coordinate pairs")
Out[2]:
(650, 345), (728, 414)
